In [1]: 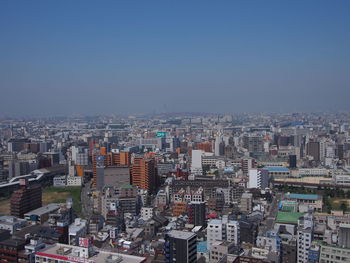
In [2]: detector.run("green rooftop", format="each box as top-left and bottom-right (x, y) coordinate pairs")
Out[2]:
(275, 211), (304, 224)
(121, 184), (134, 189)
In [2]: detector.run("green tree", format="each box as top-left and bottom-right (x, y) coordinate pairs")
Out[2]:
(340, 202), (348, 213)
(202, 164), (210, 174)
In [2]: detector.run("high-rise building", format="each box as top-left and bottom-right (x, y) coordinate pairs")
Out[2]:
(7, 138), (30, 152)
(338, 223), (350, 248)
(187, 201), (206, 227)
(104, 166), (131, 188)
(243, 135), (264, 155)
(196, 142), (212, 153)
(8, 160), (33, 179)
(241, 157), (256, 174)
(306, 141), (320, 162)
(118, 185), (141, 216)
(191, 149), (203, 176)
(164, 230), (197, 263)
(207, 217), (240, 249)
(92, 150), (131, 188)
(248, 168), (269, 189)
(10, 179), (42, 218)
(239, 192), (253, 214)
(289, 155), (297, 168)
(131, 157), (157, 193)
(215, 134), (225, 156)
(297, 213), (313, 263)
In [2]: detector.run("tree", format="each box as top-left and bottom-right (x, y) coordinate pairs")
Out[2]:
(340, 202), (348, 213)
(202, 164), (210, 174)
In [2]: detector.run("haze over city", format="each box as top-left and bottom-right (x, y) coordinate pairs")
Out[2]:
(1, 0), (350, 116)
(2, 2), (350, 263)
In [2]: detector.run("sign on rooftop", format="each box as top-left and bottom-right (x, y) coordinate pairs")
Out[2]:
(156, 131), (166, 138)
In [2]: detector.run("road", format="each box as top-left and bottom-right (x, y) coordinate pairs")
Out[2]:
(259, 192), (282, 235)
(81, 181), (93, 218)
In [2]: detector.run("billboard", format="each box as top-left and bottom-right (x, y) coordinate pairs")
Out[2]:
(156, 131), (166, 138)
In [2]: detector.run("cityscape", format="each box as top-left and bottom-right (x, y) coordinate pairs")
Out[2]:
(1, 1), (350, 263)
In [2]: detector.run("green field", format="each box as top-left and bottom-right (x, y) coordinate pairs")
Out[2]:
(0, 186), (82, 217)
(0, 199), (10, 215)
(329, 198), (350, 211)
(43, 186), (82, 215)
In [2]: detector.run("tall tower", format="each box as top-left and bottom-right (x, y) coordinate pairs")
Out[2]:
(131, 157), (157, 193)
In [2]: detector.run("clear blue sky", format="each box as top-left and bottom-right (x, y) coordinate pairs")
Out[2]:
(1, 0), (349, 116)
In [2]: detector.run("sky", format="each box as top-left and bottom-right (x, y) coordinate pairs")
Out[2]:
(0, 0), (350, 116)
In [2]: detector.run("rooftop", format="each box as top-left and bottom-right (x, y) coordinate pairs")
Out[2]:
(265, 167), (290, 172)
(36, 243), (146, 263)
(197, 241), (209, 253)
(168, 230), (196, 240)
(285, 193), (320, 200)
(121, 185), (135, 189)
(24, 203), (60, 217)
(275, 211), (304, 224)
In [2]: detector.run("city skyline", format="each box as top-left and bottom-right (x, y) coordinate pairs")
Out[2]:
(1, 0), (350, 116)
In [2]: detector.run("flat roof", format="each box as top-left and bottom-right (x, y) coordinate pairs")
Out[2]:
(265, 167), (290, 172)
(197, 241), (209, 253)
(168, 230), (196, 240)
(275, 211), (304, 224)
(37, 243), (146, 263)
(208, 219), (223, 225)
(24, 204), (60, 217)
(285, 193), (320, 200)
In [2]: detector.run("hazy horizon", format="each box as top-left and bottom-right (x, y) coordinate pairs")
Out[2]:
(1, 1), (350, 116)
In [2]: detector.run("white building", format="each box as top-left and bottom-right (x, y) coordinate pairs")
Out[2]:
(248, 168), (269, 189)
(297, 213), (313, 263)
(67, 176), (82, 186)
(191, 150), (203, 176)
(140, 207), (153, 221)
(207, 216), (240, 249)
(35, 242), (146, 263)
(69, 218), (88, 246)
(215, 134), (224, 156)
(53, 175), (67, 186)
(71, 146), (89, 165)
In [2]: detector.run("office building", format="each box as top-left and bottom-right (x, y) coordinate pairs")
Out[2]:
(187, 201), (206, 227)
(248, 168), (269, 189)
(10, 179), (42, 219)
(241, 157), (256, 174)
(7, 138), (30, 152)
(289, 155), (297, 168)
(191, 150), (203, 176)
(243, 135), (264, 155)
(164, 230), (197, 263)
(104, 166), (131, 188)
(307, 141), (320, 162)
